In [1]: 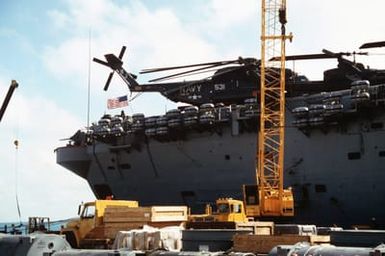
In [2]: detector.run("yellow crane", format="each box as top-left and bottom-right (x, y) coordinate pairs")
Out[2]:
(158, 1), (295, 225)
(244, 0), (294, 218)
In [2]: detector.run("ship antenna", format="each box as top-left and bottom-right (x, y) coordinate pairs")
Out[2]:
(86, 28), (92, 128)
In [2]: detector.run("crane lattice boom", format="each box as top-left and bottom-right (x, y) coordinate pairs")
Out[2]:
(258, 0), (293, 216)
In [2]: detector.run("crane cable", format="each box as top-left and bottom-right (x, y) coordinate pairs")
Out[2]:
(14, 139), (22, 224)
(13, 90), (22, 225)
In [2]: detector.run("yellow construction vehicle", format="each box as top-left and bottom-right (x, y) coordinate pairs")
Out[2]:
(189, 198), (247, 223)
(187, 198), (275, 234)
(61, 199), (138, 248)
(187, 198), (251, 229)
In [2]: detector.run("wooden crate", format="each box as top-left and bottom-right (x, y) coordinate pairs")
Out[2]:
(151, 206), (188, 222)
(236, 221), (274, 235)
(233, 234), (330, 254)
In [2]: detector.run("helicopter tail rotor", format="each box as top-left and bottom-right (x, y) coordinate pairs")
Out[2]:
(93, 46), (127, 91)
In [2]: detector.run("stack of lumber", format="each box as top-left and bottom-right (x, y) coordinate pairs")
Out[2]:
(103, 207), (150, 239)
(103, 206), (187, 239)
(233, 234), (330, 254)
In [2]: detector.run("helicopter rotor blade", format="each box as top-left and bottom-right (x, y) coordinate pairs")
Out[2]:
(93, 57), (110, 67)
(321, 49), (338, 57)
(271, 50), (369, 62)
(148, 65), (230, 83)
(148, 62), (238, 83)
(104, 72), (114, 91)
(270, 53), (335, 61)
(359, 41), (385, 49)
(366, 52), (385, 56)
(344, 51), (369, 56)
(322, 49), (370, 57)
(118, 46), (127, 59)
(140, 59), (241, 74)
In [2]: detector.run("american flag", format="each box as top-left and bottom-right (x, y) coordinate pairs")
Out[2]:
(107, 95), (128, 109)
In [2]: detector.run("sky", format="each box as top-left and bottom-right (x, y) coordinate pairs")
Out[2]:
(0, 0), (385, 222)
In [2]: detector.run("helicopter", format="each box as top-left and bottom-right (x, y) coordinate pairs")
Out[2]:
(93, 46), (264, 105)
(93, 41), (385, 106)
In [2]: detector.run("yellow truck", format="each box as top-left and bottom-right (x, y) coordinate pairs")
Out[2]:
(61, 200), (139, 248)
(61, 200), (188, 249)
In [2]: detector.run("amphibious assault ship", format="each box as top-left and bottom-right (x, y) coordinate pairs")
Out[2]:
(56, 44), (385, 228)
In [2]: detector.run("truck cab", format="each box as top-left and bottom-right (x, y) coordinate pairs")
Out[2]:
(61, 200), (138, 248)
(213, 198), (247, 222)
(188, 198), (248, 226)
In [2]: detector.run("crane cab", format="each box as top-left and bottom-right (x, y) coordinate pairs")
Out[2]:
(243, 184), (294, 217)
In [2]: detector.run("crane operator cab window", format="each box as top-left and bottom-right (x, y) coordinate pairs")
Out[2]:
(81, 205), (95, 219)
(217, 203), (230, 213)
(233, 203), (242, 213)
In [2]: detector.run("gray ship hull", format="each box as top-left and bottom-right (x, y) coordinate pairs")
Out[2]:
(57, 85), (385, 228)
